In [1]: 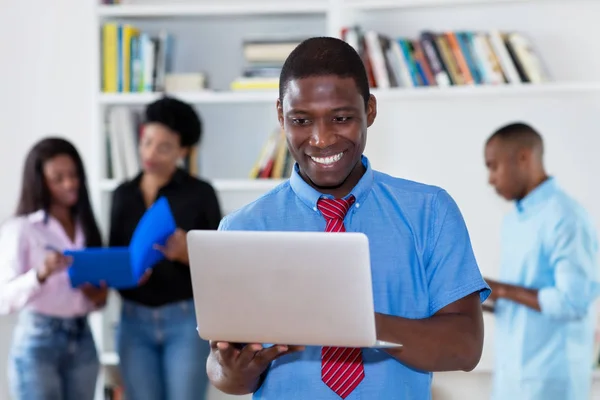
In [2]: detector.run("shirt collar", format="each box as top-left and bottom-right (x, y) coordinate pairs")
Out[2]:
(289, 155), (374, 212)
(27, 209), (47, 224)
(515, 176), (558, 214)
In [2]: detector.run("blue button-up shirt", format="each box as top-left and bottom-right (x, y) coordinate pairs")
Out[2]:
(219, 156), (490, 400)
(492, 177), (600, 400)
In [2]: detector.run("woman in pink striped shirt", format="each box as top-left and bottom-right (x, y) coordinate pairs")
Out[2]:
(0, 137), (106, 400)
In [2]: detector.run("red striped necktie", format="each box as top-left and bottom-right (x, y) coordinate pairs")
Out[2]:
(316, 195), (365, 399)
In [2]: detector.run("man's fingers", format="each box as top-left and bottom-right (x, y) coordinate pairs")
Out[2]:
(237, 343), (263, 365)
(286, 345), (306, 354)
(214, 341), (238, 364)
(251, 345), (292, 366)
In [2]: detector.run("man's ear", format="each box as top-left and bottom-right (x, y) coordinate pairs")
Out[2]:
(276, 98), (284, 130)
(366, 94), (377, 128)
(517, 147), (531, 166)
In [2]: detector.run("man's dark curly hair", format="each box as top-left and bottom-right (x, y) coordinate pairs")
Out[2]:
(145, 96), (202, 147)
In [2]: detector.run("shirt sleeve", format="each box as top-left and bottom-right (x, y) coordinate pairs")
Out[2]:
(426, 189), (491, 315)
(0, 218), (43, 315)
(538, 218), (600, 320)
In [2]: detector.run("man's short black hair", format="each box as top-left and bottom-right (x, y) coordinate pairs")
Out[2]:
(487, 122), (544, 154)
(145, 96), (202, 147)
(279, 36), (370, 107)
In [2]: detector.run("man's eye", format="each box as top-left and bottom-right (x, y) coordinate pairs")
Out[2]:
(292, 118), (309, 126)
(334, 116), (352, 123)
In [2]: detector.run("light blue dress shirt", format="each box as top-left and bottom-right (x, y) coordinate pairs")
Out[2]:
(218, 156), (490, 400)
(492, 177), (600, 400)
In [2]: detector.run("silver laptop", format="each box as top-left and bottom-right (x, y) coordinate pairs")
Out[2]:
(186, 230), (401, 349)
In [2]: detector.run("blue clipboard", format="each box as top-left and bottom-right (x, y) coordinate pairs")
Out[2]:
(66, 196), (177, 289)
(65, 247), (134, 288)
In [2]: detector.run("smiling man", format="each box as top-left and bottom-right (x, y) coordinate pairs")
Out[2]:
(206, 36), (490, 399)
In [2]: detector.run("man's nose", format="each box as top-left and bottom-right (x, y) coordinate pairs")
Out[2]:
(309, 120), (336, 149)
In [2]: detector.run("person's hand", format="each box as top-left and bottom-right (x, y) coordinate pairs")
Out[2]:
(482, 303), (496, 313)
(137, 268), (153, 286)
(485, 278), (507, 301)
(81, 281), (108, 307)
(210, 341), (305, 386)
(154, 228), (189, 264)
(37, 251), (73, 283)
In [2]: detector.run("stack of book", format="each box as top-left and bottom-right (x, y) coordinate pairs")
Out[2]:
(249, 129), (294, 179)
(230, 37), (305, 91)
(101, 23), (173, 93)
(342, 27), (549, 89)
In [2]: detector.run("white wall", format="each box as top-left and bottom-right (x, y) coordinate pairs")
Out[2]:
(0, 0), (95, 398)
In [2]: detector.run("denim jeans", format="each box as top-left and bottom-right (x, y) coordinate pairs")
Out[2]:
(117, 299), (210, 400)
(7, 311), (99, 400)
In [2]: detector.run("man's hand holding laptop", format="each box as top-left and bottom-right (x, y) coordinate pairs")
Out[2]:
(207, 341), (305, 395)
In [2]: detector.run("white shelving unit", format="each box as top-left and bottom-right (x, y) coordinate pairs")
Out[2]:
(97, 2), (330, 17)
(91, 1), (600, 399)
(98, 81), (600, 106)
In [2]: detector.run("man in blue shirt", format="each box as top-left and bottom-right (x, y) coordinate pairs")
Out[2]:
(483, 122), (600, 400)
(206, 36), (490, 399)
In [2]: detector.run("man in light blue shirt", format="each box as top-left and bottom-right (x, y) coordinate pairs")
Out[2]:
(484, 122), (600, 400)
(205, 36), (490, 399)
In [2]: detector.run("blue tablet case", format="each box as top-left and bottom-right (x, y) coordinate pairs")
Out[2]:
(66, 196), (177, 289)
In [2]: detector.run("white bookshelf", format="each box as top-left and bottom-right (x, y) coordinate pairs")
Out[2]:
(98, 82), (600, 106)
(91, 1), (600, 399)
(98, 90), (280, 105)
(97, 2), (329, 17)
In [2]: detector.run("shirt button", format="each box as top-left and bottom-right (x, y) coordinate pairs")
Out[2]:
(355, 203), (360, 208)
(313, 207), (317, 211)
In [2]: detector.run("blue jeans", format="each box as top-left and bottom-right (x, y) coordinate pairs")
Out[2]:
(117, 299), (210, 400)
(7, 312), (99, 400)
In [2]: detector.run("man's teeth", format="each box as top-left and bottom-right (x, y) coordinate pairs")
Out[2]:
(311, 152), (344, 165)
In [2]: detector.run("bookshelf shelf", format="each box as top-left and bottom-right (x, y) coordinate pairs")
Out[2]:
(344, 0), (563, 10)
(97, 2), (328, 18)
(98, 82), (600, 106)
(372, 82), (600, 100)
(98, 178), (286, 193)
(98, 91), (279, 105)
